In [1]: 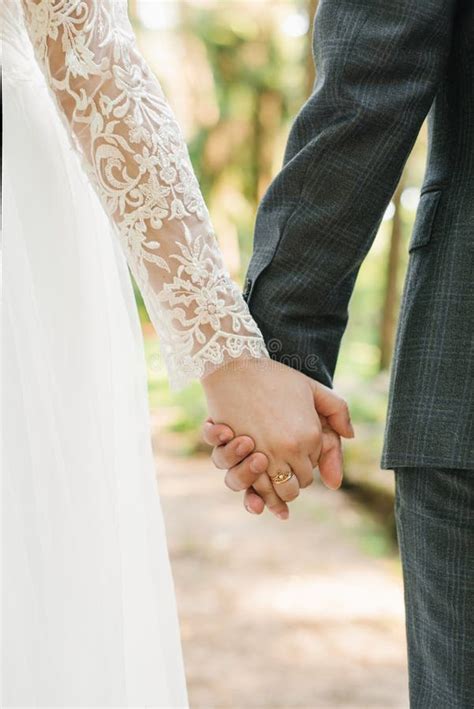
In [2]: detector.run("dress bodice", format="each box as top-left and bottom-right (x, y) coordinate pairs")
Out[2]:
(2, 0), (39, 83)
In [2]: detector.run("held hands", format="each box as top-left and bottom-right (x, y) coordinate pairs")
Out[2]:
(201, 358), (354, 520)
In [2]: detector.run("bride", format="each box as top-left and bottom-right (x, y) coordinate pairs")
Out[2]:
(2, 1), (350, 705)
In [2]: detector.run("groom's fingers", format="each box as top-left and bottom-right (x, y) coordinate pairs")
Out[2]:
(212, 436), (256, 470)
(202, 419), (261, 470)
(244, 487), (265, 515)
(224, 452), (268, 491)
(317, 427), (344, 491)
(202, 418), (235, 446)
(310, 381), (355, 439)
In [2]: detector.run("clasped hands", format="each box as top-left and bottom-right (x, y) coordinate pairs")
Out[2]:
(201, 358), (354, 520)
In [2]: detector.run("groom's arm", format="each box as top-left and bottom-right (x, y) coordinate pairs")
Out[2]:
(244, 0), (455, 386)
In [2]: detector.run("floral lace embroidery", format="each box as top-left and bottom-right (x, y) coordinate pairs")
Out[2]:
(19, 0), (268, 388)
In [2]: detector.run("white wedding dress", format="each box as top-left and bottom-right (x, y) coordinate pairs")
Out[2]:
(1, 1), (267, 705)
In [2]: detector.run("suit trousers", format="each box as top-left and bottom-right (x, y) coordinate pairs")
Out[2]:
(394, 467), (474, 708)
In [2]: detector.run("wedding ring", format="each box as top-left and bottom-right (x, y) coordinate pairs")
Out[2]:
(270, 469), (294, 485)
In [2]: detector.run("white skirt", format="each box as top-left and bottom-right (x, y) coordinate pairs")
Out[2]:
(2, 20), (188, 708)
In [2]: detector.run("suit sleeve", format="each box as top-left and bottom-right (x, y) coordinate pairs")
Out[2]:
(244, 0), (455, 386)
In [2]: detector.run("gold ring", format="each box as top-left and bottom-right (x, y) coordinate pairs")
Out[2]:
(270, 470), (294, 485)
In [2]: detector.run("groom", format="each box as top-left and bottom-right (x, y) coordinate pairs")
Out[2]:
(204, 0), (474, 706)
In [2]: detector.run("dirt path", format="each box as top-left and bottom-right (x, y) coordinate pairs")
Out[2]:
(155, 451), (409, 709)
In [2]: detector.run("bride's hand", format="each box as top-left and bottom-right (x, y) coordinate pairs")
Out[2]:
(201, 358), (353, 514)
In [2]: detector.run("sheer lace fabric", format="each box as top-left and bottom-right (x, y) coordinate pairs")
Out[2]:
(19, 0), (268, 389)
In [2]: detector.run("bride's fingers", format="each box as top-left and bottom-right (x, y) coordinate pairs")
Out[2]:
(252, 473), (290, 520)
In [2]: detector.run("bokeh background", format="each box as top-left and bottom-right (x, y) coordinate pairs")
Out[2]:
(130, 1), (428, 706)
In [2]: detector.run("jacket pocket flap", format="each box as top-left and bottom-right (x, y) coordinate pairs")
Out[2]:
(408, 189), (442, 252)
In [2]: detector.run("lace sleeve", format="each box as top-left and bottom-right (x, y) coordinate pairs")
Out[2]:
(20, 0), (268, 389)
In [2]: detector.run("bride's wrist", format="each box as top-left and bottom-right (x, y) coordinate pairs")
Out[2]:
(200, 355), (272, 391)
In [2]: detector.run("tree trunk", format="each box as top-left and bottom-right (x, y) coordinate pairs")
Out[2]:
(379, 180), (404, 371)
(252, 89), (284, 201)
(306, 0), (319, 96)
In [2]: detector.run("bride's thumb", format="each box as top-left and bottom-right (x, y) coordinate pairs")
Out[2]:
(309, 379), (355, 439)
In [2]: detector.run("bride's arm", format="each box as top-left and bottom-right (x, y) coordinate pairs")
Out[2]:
(20, 0), (268, 389)
(20, 0), (354, 511)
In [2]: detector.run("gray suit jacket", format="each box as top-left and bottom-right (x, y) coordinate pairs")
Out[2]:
(244, 0), (473, 470)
